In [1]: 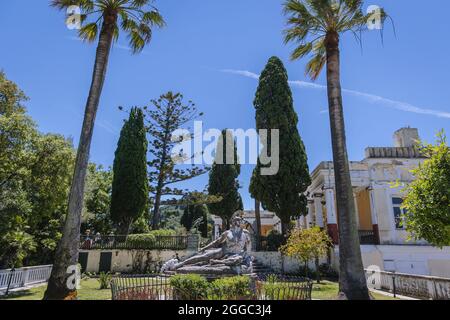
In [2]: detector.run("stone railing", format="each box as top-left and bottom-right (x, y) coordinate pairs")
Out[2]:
(0, 265), (52, 294)
(365, 269), (450, 300)
(79, 235), (195, 251)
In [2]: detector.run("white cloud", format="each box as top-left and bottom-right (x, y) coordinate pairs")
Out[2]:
(220, 69), (450, 119)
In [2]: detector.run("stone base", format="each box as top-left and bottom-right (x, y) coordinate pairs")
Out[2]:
(176, 265), (235, 275)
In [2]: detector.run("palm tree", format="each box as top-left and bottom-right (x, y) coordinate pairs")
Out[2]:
(44, 0), (164, 300)
(283, 0), (387, 300)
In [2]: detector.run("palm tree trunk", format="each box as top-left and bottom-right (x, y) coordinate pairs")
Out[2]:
(325, 31), (369, 300)
(44, 15), (116, 300)
(254, 199), (262, 249)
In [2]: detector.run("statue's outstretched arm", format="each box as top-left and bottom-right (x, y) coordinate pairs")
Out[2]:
(200, 232), (227, 252)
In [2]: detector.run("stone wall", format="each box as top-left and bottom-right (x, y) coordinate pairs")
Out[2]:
(81, 244), (450, 280)
(333, 245), (450, 278)
(251, 251), (327, 274)
(81, 249), (325, 274)
(81, 249), (195, 273)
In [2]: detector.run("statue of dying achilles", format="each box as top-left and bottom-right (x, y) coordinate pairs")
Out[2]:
(162, 214), (254, 275)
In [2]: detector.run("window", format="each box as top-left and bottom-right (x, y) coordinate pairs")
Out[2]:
(392, 197), (407, 229)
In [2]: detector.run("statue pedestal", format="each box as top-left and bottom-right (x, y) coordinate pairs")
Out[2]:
(175, 265), (236, 275)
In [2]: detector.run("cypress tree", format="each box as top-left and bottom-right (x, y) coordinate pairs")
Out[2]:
(249, 56), (311, 235)
(110, 107), (149, 235)
(181, 204), (209, 238)
(208, 130), (243, 229)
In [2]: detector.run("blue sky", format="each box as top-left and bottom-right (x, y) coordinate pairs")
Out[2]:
(1, 1), (449, 210)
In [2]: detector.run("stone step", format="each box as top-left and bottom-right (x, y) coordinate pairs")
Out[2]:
(252, 260), (277, 275)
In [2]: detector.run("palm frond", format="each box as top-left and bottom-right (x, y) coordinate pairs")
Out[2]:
(283, 0), (390, 80)
(51, 0), (165, 53)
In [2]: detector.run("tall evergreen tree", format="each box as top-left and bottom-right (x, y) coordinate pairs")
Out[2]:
(146, 92), (207, 229)
(110, 108), (149, 235)
(249, 56), (311, 236)
(181, 204), (209, 238)
(208, 130), (243, 229)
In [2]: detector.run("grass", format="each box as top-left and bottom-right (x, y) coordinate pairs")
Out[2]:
(1, 279), (398, 301)
(1, 278), (112, 301)
(311, 280), (399, 300)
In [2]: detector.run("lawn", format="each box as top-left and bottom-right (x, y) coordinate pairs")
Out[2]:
(2, 279), (397, 301)
(311, 280), (399, 300)
(1, 278), (112, 301)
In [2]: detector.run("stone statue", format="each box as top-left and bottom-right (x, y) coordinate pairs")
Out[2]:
(161, 213), (254, 275)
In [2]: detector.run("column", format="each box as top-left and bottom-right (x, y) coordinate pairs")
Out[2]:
(313, 193), (324, 228)
(306, 200), (314, 228)
(324, 187), (339, 244)
(353, 191), (360, 229)
(368, 186), (381, 244)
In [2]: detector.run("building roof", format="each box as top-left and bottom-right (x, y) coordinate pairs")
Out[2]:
(309, 128), (426, 175)
(364, 146), (425, 159)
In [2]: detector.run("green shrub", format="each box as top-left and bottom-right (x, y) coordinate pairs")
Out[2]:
(125, 230), (184, 249)
(126, 233), (156, 248)
(148, 229), (177, 237)
(266, 230), (285, 251)
(210, 276), (253, 300)
(98, 272), (112, 289)
(170, 274), (210, 300)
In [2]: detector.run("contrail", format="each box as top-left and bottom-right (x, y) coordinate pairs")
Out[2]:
(66, 36), (148, 54)
(220, 69), (450, 119)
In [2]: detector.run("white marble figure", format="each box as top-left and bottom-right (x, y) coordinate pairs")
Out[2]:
(162, 214), (254, 275)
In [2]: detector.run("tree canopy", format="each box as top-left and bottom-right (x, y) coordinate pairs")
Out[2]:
(145, 92), (207, 229)
(280, 227), (331, 272)
(283, 0), (388, 79)
(403, 132), (450, 247)
(249, 57), (310, 235)
(51, 0), (165, 54)
(0, 72), (75, 268)
(82, 164), (114, 235)
(110, 107), (149, 235)
(208, 130), (243, 229)
(181, 203), (209, 238)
